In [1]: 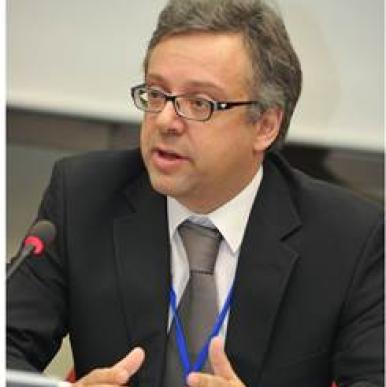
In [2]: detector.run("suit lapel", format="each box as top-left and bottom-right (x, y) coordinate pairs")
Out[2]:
(111, 154), (301, 386)
(225, 155), (301, 386)
(113, 172), (170, 387)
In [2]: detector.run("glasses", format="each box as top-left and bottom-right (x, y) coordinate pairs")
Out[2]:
(131, 84), (261, 122)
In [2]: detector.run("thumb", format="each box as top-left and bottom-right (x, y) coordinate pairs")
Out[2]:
(113, 347), (145, 379)
(209, 337), (239, 381)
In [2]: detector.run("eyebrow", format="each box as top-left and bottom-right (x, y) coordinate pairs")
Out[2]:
(145, 73), (227, 97)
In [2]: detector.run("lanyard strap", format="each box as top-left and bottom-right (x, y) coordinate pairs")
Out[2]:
(169, 284), (234, 378)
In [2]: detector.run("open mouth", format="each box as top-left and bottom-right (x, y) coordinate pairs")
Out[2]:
(157, 149), (184, 160)
(150, 147), (188, 171)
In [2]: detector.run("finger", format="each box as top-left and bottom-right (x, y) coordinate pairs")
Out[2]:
(75, 348), (145, 386)
(113, 347), (145, 379)
(75, 384), (130, 387)
(187, 371), (226, 387)
(209, 337), (238, 381)
(74, 367), (130, 386)
(75, 384), (126, 387)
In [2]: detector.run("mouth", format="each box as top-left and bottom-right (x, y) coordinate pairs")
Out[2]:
(155, 148), (184, 160)
(150, 147), (189, 171)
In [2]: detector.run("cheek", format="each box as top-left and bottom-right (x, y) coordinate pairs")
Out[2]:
(140, 121), (152, 149)
(202, 128), (251, 158)
(204, 132), (255, 173)
(192, 139), (233, 179)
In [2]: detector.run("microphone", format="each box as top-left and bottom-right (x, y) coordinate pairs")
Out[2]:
(7, 220), (56, 281)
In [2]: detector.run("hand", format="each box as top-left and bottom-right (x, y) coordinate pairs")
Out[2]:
(186, 337), (245, 387)
(72, 347), (145, 386)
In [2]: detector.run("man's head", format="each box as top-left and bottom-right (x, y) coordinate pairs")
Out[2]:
(137, 0), (302, 213)
(144, 0), (302, 148)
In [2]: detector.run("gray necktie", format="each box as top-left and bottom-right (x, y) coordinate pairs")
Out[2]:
(162, 221), (222, 387)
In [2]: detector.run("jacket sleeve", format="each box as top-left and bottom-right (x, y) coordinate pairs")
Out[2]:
(333, 215), (384, 387)
(7, 160), (69, 372)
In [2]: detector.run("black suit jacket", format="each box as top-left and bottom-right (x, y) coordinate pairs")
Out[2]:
(7, 149), (384, 387)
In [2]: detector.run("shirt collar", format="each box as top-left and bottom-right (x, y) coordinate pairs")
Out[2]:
(167, 166), (263, 254)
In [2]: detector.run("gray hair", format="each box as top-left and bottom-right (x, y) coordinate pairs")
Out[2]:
(143, 0), (302, 149)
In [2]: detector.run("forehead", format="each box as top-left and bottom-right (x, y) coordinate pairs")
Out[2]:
(146, 32), (253, 97)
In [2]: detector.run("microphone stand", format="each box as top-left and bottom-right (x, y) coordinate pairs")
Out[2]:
(6, 244), (35, 281)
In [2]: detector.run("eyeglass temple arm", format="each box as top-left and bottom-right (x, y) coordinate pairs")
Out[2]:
(214, 100), (260, 111)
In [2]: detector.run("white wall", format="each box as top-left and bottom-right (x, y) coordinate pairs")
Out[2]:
(7, 0), (384, 151)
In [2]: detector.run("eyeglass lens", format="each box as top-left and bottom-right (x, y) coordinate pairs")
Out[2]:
(135, 87), (211, 120)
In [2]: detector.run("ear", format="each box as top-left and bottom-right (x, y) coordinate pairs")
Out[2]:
(252, 108), (283, 152)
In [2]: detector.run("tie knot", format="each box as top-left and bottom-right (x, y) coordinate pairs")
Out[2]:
(179, 221), (222, 274)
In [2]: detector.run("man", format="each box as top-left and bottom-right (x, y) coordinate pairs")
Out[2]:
(7, 0), (383, 386)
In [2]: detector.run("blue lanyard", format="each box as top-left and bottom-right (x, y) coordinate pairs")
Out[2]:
(169, 284), (234, 379)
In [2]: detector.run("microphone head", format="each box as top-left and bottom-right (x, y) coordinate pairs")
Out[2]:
(24, 220), (57, 255)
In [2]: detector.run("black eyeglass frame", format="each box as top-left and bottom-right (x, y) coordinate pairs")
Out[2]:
(130, 83), (262, 122)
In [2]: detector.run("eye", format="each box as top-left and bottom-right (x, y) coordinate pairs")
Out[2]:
(147, 88), (164, 100)
(189, 97), (210, 111)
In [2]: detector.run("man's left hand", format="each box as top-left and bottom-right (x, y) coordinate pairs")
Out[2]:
(186, 337), (246, 387)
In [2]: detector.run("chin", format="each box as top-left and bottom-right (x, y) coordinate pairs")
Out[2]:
(148, 173), (180, 197)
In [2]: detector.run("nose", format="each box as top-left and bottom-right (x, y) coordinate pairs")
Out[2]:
(155, 100), (186, 135)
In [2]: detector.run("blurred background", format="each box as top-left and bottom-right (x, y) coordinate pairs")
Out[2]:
(6, 0), (384, 380)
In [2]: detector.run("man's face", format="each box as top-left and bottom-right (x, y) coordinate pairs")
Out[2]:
(140, 32), (271, 213)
